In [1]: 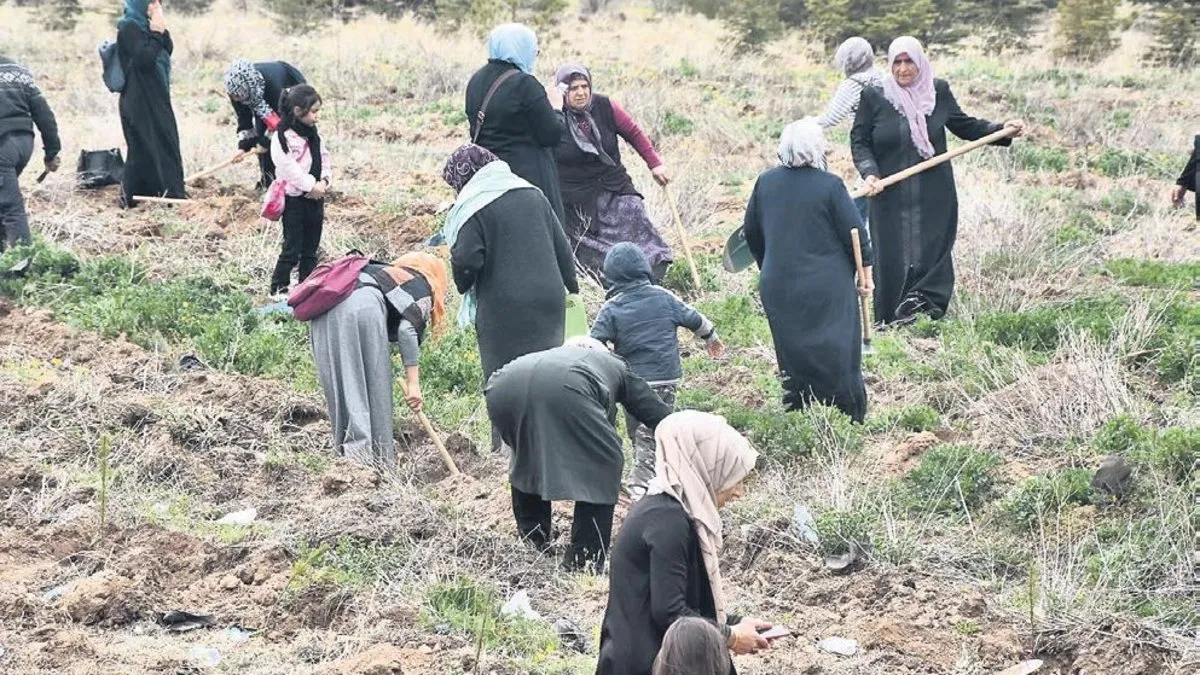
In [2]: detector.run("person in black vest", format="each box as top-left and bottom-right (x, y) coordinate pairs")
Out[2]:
(554, 63), (673, 283)
(1171, 134), (1199, 220)
(0, 55), (60, 249)
(224, 59), (306, 189)
(465, 23), (566, 224)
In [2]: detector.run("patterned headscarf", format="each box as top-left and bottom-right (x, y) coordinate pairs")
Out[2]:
(442, 143), (500, 194)
(554, 62), (615, 166)
(647, 411), (758, 624)
(834, 37), (875, 76)
(224, 59), (273, 122)
(488, 23), (538, 74)
(778, 118), (829, 170)
(882, 36), (937, 159)
(118, 0), (171, 86)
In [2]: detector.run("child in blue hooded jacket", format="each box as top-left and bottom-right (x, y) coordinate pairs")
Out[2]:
(591, 242), (725, 500)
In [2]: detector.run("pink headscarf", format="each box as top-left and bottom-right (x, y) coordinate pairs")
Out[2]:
(882, 36), (936, 159)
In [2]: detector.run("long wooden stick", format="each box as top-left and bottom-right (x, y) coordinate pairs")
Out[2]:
(186, 146), (266, 184)
(663, 185), (703, 291)
(132, 196), (192, 205)
(847, 126), (1018, 199)
(398, 381), (461, 476)
(850, 228), (872, 345)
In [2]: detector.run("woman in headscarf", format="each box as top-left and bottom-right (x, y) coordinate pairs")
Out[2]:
(744, 119), (874, 422)
(597, 411), (769, 675)
(443, 144), (579, 450)
(464, 23), (567, 224)
(116, 0), (186, 206)
(223, 58), (306, 189)
(852, 36), (1023, 325)
(309, 252), (448, 471)
(815, 37), (882, 224)
(553, 63), (673, 283)
(485, 337), (671, 573)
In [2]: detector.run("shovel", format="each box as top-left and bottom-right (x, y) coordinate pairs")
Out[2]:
(850, 228), (874, 355)
(398, 381), (461, 477)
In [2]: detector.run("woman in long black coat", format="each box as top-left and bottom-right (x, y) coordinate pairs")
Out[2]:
(1171, 134), (1199, 219)
(744, 119), (874, 422)
(223, 58), (306, 188)
(598, 411), (768, 675)
(117, 0), (186, 206)
(851, 36), (1022, 324)
(442, 144), (579, 450)
(464, 23), (566, 224)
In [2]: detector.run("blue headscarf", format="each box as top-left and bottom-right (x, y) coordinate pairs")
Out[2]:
(118, 0), (172, 86)
(488, 23), (538, 74)
(603, 243), (653, 298)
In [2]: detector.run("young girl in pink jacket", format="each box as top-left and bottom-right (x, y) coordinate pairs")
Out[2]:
(269, 84), (331, 296)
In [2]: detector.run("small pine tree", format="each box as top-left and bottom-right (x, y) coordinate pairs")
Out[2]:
(39, 0), (82, 31)
(1055, 0), (1121, 61)
(1141, 0), (1199, 68)
(960, 0), (1051, 54)
(172, 0), (217, 16)
(723, 0), (784, 51)
(266, 0), (339, 35)
(809, 0), (937, 51)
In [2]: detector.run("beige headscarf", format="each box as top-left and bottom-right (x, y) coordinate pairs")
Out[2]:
(646, 411), (758, 624)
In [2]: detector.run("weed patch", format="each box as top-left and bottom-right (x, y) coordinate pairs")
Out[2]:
(1102, 259), (1200, 288)
(997, 468), (1093, 530)
(423, 577), (560, 659)
(901, 445), (1002, 515)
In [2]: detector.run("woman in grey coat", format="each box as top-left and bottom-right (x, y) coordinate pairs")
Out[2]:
(484, 338), (671, 572)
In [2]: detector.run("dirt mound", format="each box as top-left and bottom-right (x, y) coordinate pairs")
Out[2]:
(59, 571), (143, 627)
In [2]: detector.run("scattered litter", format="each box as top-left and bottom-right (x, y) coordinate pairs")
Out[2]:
(225, 626), (255, 644)
(553, 618), (588, 653)
(178, 354), (207, 372)
(215, 507), (257, 526)
(792, 503), (819, 544)
(5, 258), (30, 277)
(158, 610), (216, 632)
(41, 581), (74, 602)
(434, 623), (451, 635)
(824, 540), (869, 575)
(996, 660), (1044, 675)
(817, 636), (859, 657)
(499, 590), (541, 621)
(253, 300), (293, 317)
(188, 646), (222, 669)
(0, 643), (7, 659)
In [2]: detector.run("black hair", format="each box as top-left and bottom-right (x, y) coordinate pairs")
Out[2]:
(277, 84), (322, 128)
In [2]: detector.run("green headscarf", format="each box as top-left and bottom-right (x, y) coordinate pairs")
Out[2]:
(118, 0), (172, 86)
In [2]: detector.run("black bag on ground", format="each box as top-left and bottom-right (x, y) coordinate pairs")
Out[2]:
(76, 149), (125, 189)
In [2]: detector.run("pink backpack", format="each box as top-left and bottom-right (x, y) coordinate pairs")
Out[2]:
(260, 135), (310, 221)
(287, 253), (370, 321)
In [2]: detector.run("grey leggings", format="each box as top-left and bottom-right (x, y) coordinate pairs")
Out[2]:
(0, 133), (34, 250)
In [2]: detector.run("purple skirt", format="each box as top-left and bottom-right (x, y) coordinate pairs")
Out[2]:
(568, 192), (673, 283)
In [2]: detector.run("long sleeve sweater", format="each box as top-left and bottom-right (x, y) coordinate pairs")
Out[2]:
(0, 57), (60, 160)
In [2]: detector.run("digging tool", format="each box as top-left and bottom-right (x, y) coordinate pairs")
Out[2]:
(723, 126), (1020, 272)
(663, 184), (703, 292)
(132, 196), (193, 205)
(36, 170), (49, 184)
(186, 146), (267, 184)
(398, 380), (461, 476)
(850, 228), (874, 355)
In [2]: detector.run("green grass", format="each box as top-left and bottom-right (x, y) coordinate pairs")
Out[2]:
(1102, 259), (1200, 288)
(422, 577), (561, 660)
(997, 468), (1093, 530)
(901, 445), (1002, 515)
(693, 295), (772, 349)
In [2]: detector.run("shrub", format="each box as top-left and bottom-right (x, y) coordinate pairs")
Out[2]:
(721, 0), (784, 50)
(807, 0), (938, 50)
(419, 327), (484, 397)
(423, 577), (560, 655)
(0, 239), (80, 299)
(1095, 188), (1152, 219)
(1140, 0), (1199, 68)
(902, 444), (1002, 514)
(38, 0), (82, 31)
(814, 508), (876, 556)
(677, 389), (860, 460)
(1055, 0), (1121, 61)
(661, 253), (721, 296)
(1152, 427), (1199, 483)
(1012, 144), (1071, 173)
(998, 468), (1093, 530)
(661, 111), (695, 136)
(1093, 414), (1153, 457)
(1089, 148), (1173, 180)
(976, 296), (1126, 352)
(866, 404), (941, 433)
(264, 0), (337, 35)
(694, 295), (772, 349)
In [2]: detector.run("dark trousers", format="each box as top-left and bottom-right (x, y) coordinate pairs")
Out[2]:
(511, 486), (615, 572)
(625, 383), (677, 498)
(256, 151), (275, 190)
(0, 133), (34, 251)
(271, 195), (324, 293)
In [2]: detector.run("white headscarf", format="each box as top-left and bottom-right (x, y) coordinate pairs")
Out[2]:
(777, 118), (829, 171)
(646, 411), (758, 624)
(834, 37), (875, 76)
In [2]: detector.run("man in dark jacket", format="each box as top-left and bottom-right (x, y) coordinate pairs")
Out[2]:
(0, 56), (60, 249)
(224, 59), (305, 188)
(484, 339), (671, 572)
(1171, 134), (1199, 220)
